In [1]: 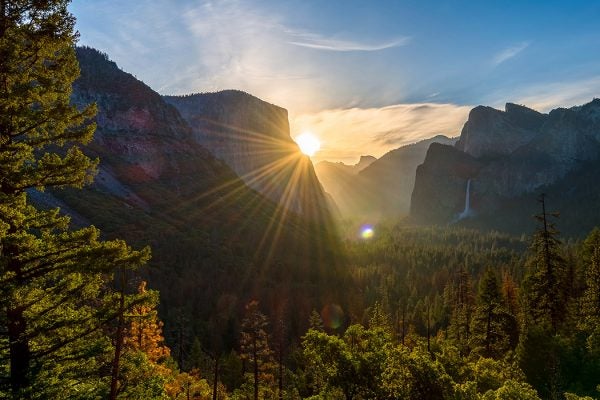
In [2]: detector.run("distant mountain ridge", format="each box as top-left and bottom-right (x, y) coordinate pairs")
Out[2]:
(411, 99), (600, 236)
(315, 135), (456, 219)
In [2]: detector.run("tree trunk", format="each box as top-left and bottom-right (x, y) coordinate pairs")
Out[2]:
(109, 273), (127, 400)
(426, 303), (431, 353)
(6, 234), (30, 393)
(7, 305), (30, 394)
(278, 342), (283, 400)
(253, 337), (259, 400)
(212, 355), (219, 400)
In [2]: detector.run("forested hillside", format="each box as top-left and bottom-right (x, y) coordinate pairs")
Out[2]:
(1, 1), (600, 400)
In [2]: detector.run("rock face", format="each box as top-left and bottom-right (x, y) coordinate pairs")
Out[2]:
(71, 48), (229, 205)
(315, 135), (455, 219)
(410, 143), (483, 223)
(455, 103), (546, 158)
(164, 92), (330, 220)
(411, 99), (600, 236)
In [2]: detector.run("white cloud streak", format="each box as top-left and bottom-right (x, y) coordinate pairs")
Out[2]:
(292, 103), (472, 163)
(288, 32), (410, 52)
(509, 76), (600, 112)
(492, 41), (530, 66)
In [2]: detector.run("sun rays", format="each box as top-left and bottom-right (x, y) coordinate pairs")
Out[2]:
(152, 117), (335, 277)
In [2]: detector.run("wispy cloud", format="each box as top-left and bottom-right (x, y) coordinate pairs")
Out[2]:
(508, 76), (600, 111)
(492, 41), (530, 66)
(288, 31), (410, 52)
(291, 103), (471, 163)
(74, 0), (412, 114)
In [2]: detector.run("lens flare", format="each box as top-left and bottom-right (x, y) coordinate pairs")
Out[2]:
(321, 304), (344, 330)
(360, 224), (374, 239)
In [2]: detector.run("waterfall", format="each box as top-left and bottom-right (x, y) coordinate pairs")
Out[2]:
(458, 179), (472, 220)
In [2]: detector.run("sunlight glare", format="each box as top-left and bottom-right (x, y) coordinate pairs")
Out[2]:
(295, 132), (321, 156)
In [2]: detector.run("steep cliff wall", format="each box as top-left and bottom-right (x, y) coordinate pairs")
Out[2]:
(411, 99), (600, 235)
(164, 92), (331, 221)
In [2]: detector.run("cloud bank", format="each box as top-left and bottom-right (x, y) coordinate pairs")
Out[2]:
(292, 103), (472, 163)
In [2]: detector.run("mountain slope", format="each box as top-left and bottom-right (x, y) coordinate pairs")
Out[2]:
(411, 99), (600, 236)
(163, 92), (331, 222)
(41, 47), (345, 350)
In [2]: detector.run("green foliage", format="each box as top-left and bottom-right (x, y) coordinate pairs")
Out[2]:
(522, 197), (570, 333)
(480, 380), (541, 400)
(239, 301), (274, 399)
(470, 269), (517, 358)
(0, 1), (153, 397)
(116, 351), (168, 400)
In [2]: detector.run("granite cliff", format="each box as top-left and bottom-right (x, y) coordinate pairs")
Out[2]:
(411, 99), (600, 236)
(164, 92), (330, 221)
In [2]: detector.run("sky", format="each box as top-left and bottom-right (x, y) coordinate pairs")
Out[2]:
(71, 0), (600, 163)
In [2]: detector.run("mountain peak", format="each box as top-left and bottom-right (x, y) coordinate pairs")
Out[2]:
(354, 155), (377, 171)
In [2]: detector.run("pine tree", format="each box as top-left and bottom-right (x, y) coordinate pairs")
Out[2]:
(308, 309), (324, 332)
(0, 1), (150, 396)
(470, 268), (515, 358)
(445, 265), (474, 354)
(108, 279), (171, 399)
(124, 281), (170, 364)
(368, 301), (393, 335)
(582, 229), (600, 325)
(522, 194), (569, 334)
(518, 195), (570, 399)
(582, 240), (600, 354)
(239, 300), (274, 400)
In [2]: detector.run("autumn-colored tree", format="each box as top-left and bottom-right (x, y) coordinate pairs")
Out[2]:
(165, 369), (212, 400)
(125, 281), (171, 363)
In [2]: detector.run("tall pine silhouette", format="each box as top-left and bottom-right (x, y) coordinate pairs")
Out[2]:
(0, 1), (149, 397)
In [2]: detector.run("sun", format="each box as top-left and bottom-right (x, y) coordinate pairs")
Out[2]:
(295, 132), (321, 156)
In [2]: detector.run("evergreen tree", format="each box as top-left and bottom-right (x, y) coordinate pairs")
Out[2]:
(582, 239), (600, 355)
(519, 195), (572, 399)
(368, 301), (393, 335)
(124, 281), (171, 364)
(522, 194), (569, 333)
(445, 265), (474, 354)
(308, 309), (324, 332)
(0, 1), (150, 396)
(239, 300), (274, 400)
(582, 235), (600, 324)
(470, 268), (515, 358)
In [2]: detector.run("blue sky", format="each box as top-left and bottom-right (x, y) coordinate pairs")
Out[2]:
(71, 0), (600, 162)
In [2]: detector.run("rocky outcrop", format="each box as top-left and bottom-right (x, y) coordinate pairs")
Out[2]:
(411, 99), (600, 235)
(410, 143), (483, 223)
(455, 103), (545, 158)
(164, 92), (330, 220)
(354, 155), (377, 172)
